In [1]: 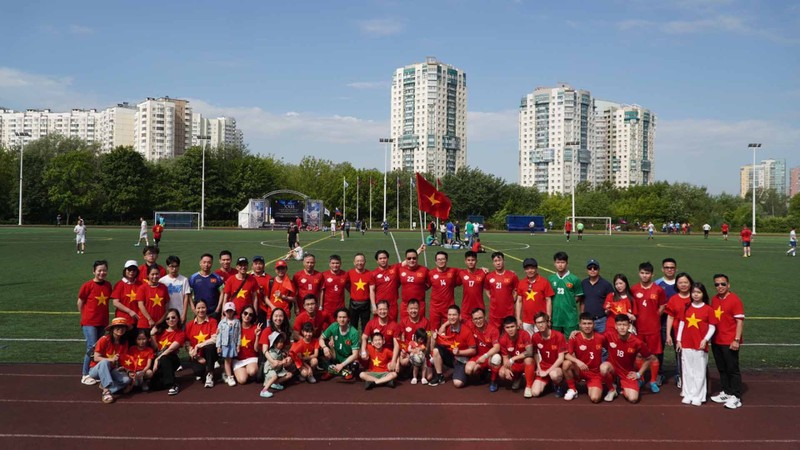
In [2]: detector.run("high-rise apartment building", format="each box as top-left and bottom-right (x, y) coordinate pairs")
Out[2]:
(595, 101), (656, 189)
(0, 108), (100, 148)
(96, 103), (136, 151)
(518, 84), (594, 194)
(134, 97), (192, 160)
(390, 57), (467, 178)
(790, 166), (800, 198)
(740, 159), (787, 197)
(191, 114), (242, 148)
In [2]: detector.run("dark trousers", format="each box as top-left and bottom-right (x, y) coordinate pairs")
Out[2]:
(349, 301), (370, 332)
(151, 353), (180, 390)
(711, 343), (741, 398)
(189, 346), (219, 378)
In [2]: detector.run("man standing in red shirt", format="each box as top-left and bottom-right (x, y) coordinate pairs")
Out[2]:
(431, 305), (476, 387)
(250, 255), (272, 325)
(721, 222), (729, 241)
(565, 220), (572, 242)
(320, 255), (348, 313)
(630, 261), (666, 393)
(710, 274), (746, 409)
(601, 314), (656, 403)
(484, 252), (519, 330)
(739, 225), (753, 257)
(346, 253), (375, 331)
(373, 250), (401, 321)
(293, 253), (324, 315)
(214, 250), (237, 283)
(458, 251), (487, 323)
(221, 257), (260, 317)
(399, 248), (430, 321)
(515, 258), (554, 335)
(427, 251), (461, 329)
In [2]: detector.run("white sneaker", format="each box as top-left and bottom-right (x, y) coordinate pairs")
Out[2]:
(214, 361), (221, 369)
(681, 397), (692, 405)
(420, 377), (428, 385)
(81, 375), (97, 386)
(410, 377), (418, 385)
(691, 399), (702, 406)
(307, 375), (317, 384)
(711, 392), (730, 403)
(227, 376), (237, 387)
(604, 388), (618, 402)
(204, 373), (214, 388)
(564, 388), (578, 401)
(523, 387), (533, 398)
(724, 396), (741, 409)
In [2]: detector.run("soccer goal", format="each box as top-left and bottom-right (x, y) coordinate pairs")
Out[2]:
(154, 211), (201, 230)
(564, 216), (612, 235)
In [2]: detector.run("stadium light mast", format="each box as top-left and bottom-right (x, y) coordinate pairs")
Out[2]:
(567, 140), (581, 231)
(748, 143), (762, 234)
(379, 138), (393, 224)
(14, 131), (31, 226)
(196, 135), (211, 229)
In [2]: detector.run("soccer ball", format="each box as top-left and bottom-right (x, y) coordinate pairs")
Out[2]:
(409, 353), (425, 367)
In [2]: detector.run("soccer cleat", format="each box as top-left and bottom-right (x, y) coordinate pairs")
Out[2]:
(604, 388), (618, 402)
(523, 387), (533, 398)
(259, 387), (273, 398)
(650, 382), (660, 393)
(511, 376), (523, 391)
(319, 372), (333, 381)
(724, 396), (742, 409)
(564, 389), (578, 401)
(488, 382), (498, 393)
(711, 392), (730, 403)
(204, 373), (214, 388)
(307, 375), (317, 384)
(343, 371), (354, 381)
(554, 385), (565, 398)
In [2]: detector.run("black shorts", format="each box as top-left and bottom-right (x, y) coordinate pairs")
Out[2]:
(436, 344), (467, 383)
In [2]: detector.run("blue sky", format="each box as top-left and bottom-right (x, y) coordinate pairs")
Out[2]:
(1, 0), (798, 194)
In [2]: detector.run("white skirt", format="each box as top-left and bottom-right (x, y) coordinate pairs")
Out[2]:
(680, 348), (708, 403)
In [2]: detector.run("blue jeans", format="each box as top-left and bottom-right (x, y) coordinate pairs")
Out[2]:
(88, 360), (131, 394)
(82, 325), (104, 376)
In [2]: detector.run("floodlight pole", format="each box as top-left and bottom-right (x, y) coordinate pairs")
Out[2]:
(15, 131), (31, 226)
(196, 135), (211, 229)
(748, 143), (762, 234)
(379, 138), (393, 224)
(567, 140), (580, 230)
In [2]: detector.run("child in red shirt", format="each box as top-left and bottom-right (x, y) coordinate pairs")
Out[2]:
(290, 322), (320, 384)
(407, 328), (430, 385)
(125, 329), (155, 391)
(359, 332), (398, 390)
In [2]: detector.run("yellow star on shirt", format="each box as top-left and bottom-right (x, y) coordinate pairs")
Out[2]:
(450, 341), (460, 350)
(686, 313), (703, 329)
(122, 356), (134, 369)
(302, 349), (311, 357)
(354, 278), (366, 291)
(105, 351), (116, 359)
(126, 291), (138, 303)
(136, 356), (144, 367)
(241, 336), (252, 347)
(236, 289), (248, 299)
(151, 293), (163, 307)
(96, 292), (108, 306)
(426, 193), (440, 206)
(526, 291), (536, 301)
(194, 331), (209, 343)
(714, 306), (723, 320)
(158, 338), (171, 349)
(615, 304), (625, 313)
(372, 357), (382, 367)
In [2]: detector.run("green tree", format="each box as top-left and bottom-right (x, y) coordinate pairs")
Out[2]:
(97, 146), (151, 222)
(43, 149), (99, 224)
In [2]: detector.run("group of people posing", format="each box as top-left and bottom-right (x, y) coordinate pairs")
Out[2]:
(76, 244), (745, 410)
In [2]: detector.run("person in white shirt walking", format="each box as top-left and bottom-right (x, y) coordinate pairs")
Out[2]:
(136, 217), (150, 247)
(702, 223), (711, 239)
(787, 227), (797, 257)
(73, 219), (87, 254)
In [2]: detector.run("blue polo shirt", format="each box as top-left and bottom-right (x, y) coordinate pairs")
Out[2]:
(581, 276), (613, 319)
(189, 272), (224, 312)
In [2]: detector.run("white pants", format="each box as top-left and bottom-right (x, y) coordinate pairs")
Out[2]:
(681, 348), (708, 403)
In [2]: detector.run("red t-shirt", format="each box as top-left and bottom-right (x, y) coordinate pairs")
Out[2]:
(136, 283), (169, 329)
(484, 270), (519, 320)
(266, 276), (296, 318)
(469, 322), (500, 358)
(436, 323), (476, 353)
(565, 221), (572, 232)
(292, 270), (324, 302)
(603, 294), (633, 333)
(740, 229), (752, 242)
(664, 294), (691, 332)
(154, 329), (186, 351)
(138, 264), (166, 282)
(184, 317), (218, 348)
(678, 303), (719, 351)
(78, 280), (113, 327)
(123, 345), (154, 372)
(238, 324), (259, 359)
(568, 332), (605, 371)
(400, 316), (430, 350)
(252, 272), (272, 314)
(399, 265), (430, 305)
(515, 275), (555, 323)
(363, 318), (401, 350)
(111, 279), (142, 325)
(152, 224), (163, 239)
(721, 223), (729, 233)
(290, 339), (320, 368)
(321, 270), (349, 313)
(90, 335), (128, 368)
(223, 275), (260, 316)
(346, 269), (374, 303)
(499, 331), (531, 357)
(365, 345), (393, 373)
(711, 292), (745, 345)
(458, 269), (487, 320)
(630, 283), (667, 335)
(531, 330), (567, 366)
(293, 310), (333, 338)
(428, 267), (461, 311)
(214, 268), (237, 283)
(373, 264), (401, 302)
(604, 331), (650, 374)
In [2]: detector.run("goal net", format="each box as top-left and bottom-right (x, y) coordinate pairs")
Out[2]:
(154, 211), (200, 230)
(564, 216), (612, 235)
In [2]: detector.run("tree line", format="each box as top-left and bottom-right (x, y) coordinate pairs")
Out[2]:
(0, 135), (797, 232)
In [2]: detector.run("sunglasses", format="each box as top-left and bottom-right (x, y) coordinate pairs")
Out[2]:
(714, 282), (728, 287)
(166, 316), (178, 321)
(587, 266), (599, 270)
(241, 312), (253, 317)
(406, 257), (417, 260)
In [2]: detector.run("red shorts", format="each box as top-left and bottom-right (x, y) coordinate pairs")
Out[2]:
(618, 375), (640, 392)
(510, 361), (525, 376)
(535, 361), (553, 382)
(639, 333), (663, 355)
(469, 354), (490, 371)
(429, 307), (448, 331)
(578, 370), (602, 389)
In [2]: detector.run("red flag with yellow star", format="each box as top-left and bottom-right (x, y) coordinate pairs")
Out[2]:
(415, 173), (451, 220)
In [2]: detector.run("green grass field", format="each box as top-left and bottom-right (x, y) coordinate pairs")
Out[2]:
(1, 226), (797, 369)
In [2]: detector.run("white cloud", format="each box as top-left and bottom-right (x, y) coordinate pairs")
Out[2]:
(357, 19), (404, 37)
(68, 25), (93, 35)
(617, 15), (799, 45)
(346, 81), (390, 90)
(0, 67), (99, 110)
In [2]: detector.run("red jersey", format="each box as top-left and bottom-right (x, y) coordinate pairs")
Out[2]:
(90, 335), (127, 368)
(565, 221), (572, 232)
(630, 283), (667, 335)
(721, 223), (729, 233)
(123, 345), (154, 372)
(152, 224), (163, 239)
(290, 339), (320, 368)
(184, 317), (218, 348)
(469, 323), (500, 357)
(292, 270), (324, 301)
(664, 294), (691, 332)
(266, 276), (296, 318)
(678, 303), (718, 351)
(251, 272), (272, 314)
(515, 275), (555, 323)
(603, 294), (633, 333)
(111, 278), (142, 325)
(604, 331), (650, 374)
(400, 316), (430, 350)
(711, 292), (745, 346)
(238, 324), (259, 359)
(568, 332), (605, 371)
(428, 267), (461, 310)
(458, 269), (487, 320)
(154, 328), (186, 351)
(223, 275), (259, 316)
(78, 280), (112, 327)
(135, 282), (169, 329)
(321, 270), (349, 313)
(293, 310), (333, 338)
(138, 264), (166, 282)
(363, 318), (401, 350)
(399, 265), (430, 305)
(484, 270), (519, 321)
(740, 228), (752, 242)
(531, 330), (567, 366)
(499, 331), (531, 357)
(346, 269), (374, 303)
(373, 264), (401, 302)
(435, 323), (476, 353)
(365, 345), (393, 373)
(214, 268), (237, 283)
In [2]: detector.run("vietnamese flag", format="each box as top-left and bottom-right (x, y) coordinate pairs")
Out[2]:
(415, 173), (451, 220)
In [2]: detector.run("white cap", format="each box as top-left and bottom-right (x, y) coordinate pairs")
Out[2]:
(124, 260), (138, 269)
